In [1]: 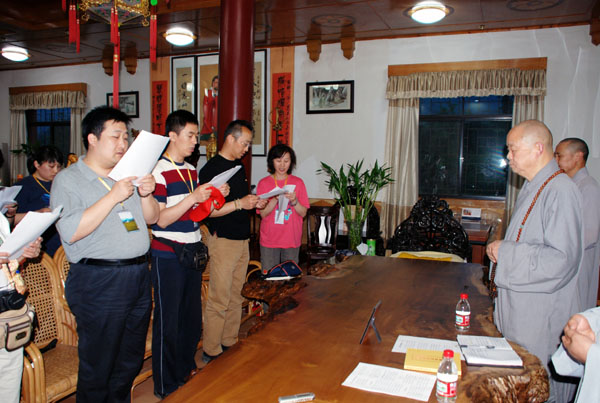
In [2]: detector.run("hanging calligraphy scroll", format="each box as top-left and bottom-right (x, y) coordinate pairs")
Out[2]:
(270, 72), (292, 146)
(152, 80), (168, 135)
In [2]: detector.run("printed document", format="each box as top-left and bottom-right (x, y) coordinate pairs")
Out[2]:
(0, 186), (21, 214)
(0, 206), (62, 260)
(108, 130), (169, 185)
(342, 362), (436, 401)
(457, 335), (523, 367)
(392, 335), (464, 360)
(209, 165), (242, 188)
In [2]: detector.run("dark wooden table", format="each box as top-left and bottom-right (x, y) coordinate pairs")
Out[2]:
(167, 256), (547, 402)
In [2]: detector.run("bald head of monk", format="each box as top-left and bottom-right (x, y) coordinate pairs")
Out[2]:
(506, 119), (554, 181)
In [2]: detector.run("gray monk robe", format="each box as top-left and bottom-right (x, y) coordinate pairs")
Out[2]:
(494, 159), (584, 368)
(552, 307), (600, 403)
(572, 167), (600, 310)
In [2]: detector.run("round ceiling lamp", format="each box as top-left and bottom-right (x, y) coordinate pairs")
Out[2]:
(164, 28), (196, 46)
(1, 46), (30, 62)
(409, 1), (449, 24)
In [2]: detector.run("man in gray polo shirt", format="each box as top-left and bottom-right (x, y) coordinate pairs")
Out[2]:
(51, 106), (159, 402)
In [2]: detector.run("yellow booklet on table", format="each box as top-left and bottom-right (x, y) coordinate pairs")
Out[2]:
(404, 348), (462, 376)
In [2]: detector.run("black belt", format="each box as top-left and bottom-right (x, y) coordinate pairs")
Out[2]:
(78, 254), (148, 266)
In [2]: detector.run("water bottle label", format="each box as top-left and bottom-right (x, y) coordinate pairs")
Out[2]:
(455, 311), (470, 327)
(436, 379), (457, 397)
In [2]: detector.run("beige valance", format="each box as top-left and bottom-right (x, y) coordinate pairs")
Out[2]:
(9, 90), (86, 110)
(386, 68), (546, 99)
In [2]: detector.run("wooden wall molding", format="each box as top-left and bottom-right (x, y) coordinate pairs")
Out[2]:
(388, 57), (547, 77)
(9, 83), (87, 96)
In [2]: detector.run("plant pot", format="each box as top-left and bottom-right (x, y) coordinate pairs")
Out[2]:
(347, 219), (364, 251)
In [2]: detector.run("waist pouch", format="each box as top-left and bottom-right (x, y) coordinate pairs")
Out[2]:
(155, 237), (209, 272)
(0, 298), (35, 351)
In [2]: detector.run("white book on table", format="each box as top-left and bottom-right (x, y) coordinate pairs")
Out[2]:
(457, 335), (523, 367)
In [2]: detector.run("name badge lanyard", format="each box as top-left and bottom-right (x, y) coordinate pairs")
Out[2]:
(97, 177), (139, 232)
(273, 174), (288, 224)
(34, 175), (51, 205)
(166, 153), (194, 194)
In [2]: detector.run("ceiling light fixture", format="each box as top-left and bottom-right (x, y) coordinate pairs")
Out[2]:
(1, 46), (30, 62)
(409, 1), (449, 24)
(164, 28), (196, 46)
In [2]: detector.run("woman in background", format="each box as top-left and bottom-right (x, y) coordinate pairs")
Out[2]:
(256, 144), (309, 271)
(14, 145), (63, 256)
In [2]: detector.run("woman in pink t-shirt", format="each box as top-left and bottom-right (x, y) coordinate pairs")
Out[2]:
(257, 145), (309, 272)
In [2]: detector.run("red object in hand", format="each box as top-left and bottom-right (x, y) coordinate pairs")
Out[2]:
(189, 186), (225, 222)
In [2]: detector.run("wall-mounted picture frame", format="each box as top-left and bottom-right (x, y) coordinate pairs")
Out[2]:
(171, 56), (196, 115)
(170, 50), (269, 156)
(106, 91), (139, 118)
(306, 80), (354, 114)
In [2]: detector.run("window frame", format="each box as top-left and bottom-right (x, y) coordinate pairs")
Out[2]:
(418, 98), (513, 201)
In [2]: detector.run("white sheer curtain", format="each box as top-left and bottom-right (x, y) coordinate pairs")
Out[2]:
(504, 95), (545, 223)
(9, 89), (86, 182)
(383, 68), (546, 239)
(9, 111), (27, 182)
(381, 98), (419, 239)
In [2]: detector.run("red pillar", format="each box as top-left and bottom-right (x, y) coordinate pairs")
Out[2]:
(218, 0), (255, 186)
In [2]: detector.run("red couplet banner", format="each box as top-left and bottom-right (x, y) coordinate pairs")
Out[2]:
(152, 80), (168, 135)
(270, 72), (292, 147)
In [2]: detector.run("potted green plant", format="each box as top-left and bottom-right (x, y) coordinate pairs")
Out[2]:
(318, 160), (393, 251)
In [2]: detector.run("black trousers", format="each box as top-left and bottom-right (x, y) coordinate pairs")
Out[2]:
(65, 262), (151, 403)
(151, 256), (202, 396)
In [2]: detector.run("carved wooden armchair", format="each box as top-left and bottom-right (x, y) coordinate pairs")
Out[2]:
(306, 205), (339, 264)
(390, 195), (471, 260)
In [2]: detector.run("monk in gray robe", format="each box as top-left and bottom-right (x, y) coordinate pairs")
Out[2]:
(555, 138), (600, 310)
(487, 120), (583, 402)
(552, 307), (600, 402)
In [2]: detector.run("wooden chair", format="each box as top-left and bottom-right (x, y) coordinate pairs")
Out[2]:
(20, 253), (78, 403)
(390, 195), (471, 260)
(52, 245), (70, 294)
(306, 205), (339, 264)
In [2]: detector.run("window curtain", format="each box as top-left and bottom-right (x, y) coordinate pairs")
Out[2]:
(382, 68), (546, 239)
(505, 95), (545, 222)
(9, 90), (86, 182)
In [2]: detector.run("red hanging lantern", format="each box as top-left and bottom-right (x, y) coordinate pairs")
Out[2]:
(150, 6), (157, 63)
(113, 33), (120, 109)
(68, 1), (76, 44)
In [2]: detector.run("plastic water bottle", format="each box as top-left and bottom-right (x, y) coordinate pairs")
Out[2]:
(436, 349), (458, 402)
(455, 293), (470, 331)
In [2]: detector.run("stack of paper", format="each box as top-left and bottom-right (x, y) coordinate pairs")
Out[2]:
(457, 335), (523, 367)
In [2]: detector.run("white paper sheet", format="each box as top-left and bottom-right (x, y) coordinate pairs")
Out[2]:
(108, 130), (169, 185)
(258, 186), (287, 199)
(209, 165), (242, 188)
(0, 206), (62, 260)
(392, 335), (464, 360)
(0, 186), (22, 214)
(342, 362), (436, 401)
(274, 185), (295, 224)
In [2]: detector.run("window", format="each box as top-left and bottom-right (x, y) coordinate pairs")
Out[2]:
(418, 96), (513, 198)
(25, 108), (70, 158)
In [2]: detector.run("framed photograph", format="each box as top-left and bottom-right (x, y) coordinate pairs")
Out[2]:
(106, 91), (139, 118)
(306, 80), (354, 114)
(193, 49), (268, 155)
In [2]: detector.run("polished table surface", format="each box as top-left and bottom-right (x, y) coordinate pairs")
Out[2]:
(167, 256), (547, 402)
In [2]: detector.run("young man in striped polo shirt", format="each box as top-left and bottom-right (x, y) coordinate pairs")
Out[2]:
(150, 110), (228, 398)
